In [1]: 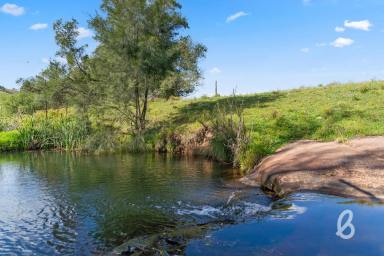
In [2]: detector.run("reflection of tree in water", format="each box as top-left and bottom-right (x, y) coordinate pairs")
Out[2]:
(0, 152), (236, 252)
(0, 152), (313, 254)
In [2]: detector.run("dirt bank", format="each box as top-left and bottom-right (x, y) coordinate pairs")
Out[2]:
(242, 137), (384, 201)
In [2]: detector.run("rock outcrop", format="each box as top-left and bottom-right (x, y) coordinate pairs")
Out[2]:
(242, 137), (384, 201)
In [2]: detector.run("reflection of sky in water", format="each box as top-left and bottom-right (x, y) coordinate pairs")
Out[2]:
(0, 163), (87, 254)
(187, 194), (384, 256)
(1, 153), (384, 255)
(0, 152), (240, 254)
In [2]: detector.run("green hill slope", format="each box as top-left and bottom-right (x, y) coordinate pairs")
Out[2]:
(146, 81), (384, 168)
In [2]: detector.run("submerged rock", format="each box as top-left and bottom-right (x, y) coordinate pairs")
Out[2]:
(242, 137), (384, 202)
(110, 223), (217, 255)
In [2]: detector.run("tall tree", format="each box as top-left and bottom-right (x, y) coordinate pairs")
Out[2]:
(52, 0), (206, 135)
(89, 0), (206, 135)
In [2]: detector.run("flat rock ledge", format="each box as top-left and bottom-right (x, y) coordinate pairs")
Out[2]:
(241, 137), (384, 202)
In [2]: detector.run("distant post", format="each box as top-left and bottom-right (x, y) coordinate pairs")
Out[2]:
(215, 80), (218, 97)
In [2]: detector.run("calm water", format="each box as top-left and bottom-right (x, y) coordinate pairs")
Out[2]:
(0, 152), (383, 255)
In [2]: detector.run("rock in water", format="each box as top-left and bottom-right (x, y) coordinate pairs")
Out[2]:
(242, 137), (384, 202)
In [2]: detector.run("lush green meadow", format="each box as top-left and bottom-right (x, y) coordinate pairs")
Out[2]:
(152, 81), (384, 139)
(1, 81), (384, 170)
(146, 80), (384, 168)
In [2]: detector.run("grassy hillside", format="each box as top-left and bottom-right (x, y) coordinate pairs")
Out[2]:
(1, 81), (384, 169)
(150, 81), (384, 138)
(145, 80), (384, 167)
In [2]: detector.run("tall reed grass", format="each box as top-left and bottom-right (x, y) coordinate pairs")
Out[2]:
(17, 111), (88, 151)
(209, 98), (249, 168)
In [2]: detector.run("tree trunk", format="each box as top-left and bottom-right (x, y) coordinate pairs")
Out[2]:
(140, 87), (149, 132)
(134, 85), (141, 135)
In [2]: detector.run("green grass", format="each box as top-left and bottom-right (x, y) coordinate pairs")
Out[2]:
(0, 109), (88, 152)
(0, 130), (20, 151)
(149, 81), (384, 140)
(146, 81), (384, 169)
(2, 81), (384, 169)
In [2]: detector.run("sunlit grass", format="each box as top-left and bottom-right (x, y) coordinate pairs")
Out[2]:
(153, 81), (384, 138)
(147, 81), (384, 169)
(2, 80), (384, 166)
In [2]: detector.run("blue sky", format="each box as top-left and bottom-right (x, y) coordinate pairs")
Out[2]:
(1, 0), (384, 96)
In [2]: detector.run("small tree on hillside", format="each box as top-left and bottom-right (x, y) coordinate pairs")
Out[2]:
(18, 61), (69, 118)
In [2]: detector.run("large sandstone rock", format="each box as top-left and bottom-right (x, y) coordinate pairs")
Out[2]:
(242, 137), (384, 201)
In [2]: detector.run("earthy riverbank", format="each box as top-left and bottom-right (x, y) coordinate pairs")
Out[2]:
(242, 137), (384, 201)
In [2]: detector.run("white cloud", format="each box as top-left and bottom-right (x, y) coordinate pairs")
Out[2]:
(209, 67), (222, 74)
(335, 26), (345, 32)
(30, 23), (48, 30)
(301, 48), (310, 53)
(226, 11), (249, 23)
(76, 27), (93, 39)
(1, 3), (25, 16)
(344, 20), (372, 31)
(331, 37), (354, 48)
(303, 0), (312, 5)
(315, 42), (327, 47)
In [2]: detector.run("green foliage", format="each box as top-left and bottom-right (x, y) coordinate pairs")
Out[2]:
(17, 111), (88, 151)
(4, 0), (205, 150)
(0, 92), (11, 131)
(0, 130), (21, 151)
(6, 91), (37, 115)
(85, 0), (206, 134)
(153, 127), (185, 154)
(15, 61), (70, 116)
(47, 0), (207, 136)
(237, 133), (275, 171)
(126, 135), (150, 153)
(83, 129), (120, 154)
